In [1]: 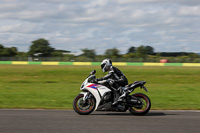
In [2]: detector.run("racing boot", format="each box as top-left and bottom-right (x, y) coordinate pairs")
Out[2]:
(112, 87), (127, 106)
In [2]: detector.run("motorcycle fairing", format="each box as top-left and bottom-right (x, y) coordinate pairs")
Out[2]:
(84, 83), (111, 110)
(87, 84), (99, 90)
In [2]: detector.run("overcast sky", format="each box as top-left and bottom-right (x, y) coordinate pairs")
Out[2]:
(0, 0), (200, 54)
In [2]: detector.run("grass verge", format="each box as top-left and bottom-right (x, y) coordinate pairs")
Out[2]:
(0, 65), (200, 110)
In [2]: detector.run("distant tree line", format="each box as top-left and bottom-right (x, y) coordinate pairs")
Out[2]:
(0, 38), (199, 60)
(0, 44), (18, 57)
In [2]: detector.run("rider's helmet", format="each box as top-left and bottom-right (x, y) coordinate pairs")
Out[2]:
(101, 59), (112, 73)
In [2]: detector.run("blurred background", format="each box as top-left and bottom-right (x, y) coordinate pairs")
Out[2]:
(0, 0), (200, 61)
(0, 0), (200, 110)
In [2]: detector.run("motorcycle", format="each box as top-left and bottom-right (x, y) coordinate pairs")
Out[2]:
(73, 70), (151, 115)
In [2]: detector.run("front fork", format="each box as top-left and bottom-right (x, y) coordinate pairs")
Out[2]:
(80, 92), (91, 104)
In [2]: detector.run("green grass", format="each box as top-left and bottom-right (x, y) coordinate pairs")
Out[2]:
(0, 65), (200, 110)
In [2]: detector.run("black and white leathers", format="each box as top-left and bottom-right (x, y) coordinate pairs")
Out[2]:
(97, 66), (128, 87)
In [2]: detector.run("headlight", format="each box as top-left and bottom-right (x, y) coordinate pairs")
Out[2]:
(80, 81), (86, 89)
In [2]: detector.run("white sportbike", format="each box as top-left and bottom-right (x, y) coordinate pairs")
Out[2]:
(73, 70), (151, 115)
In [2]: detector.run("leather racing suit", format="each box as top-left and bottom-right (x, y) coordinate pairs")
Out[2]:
(97, 66), (128, 89)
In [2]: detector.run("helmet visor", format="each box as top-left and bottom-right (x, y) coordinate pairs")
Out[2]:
(101, 64), (105, 70)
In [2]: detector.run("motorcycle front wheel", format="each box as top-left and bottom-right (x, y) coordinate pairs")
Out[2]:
(73, 94), (96, 115)
(129, 93), (151, 115)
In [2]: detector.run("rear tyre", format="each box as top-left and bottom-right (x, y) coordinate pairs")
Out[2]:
(73, 94), (96, 115)
(129, 93), (151, 115)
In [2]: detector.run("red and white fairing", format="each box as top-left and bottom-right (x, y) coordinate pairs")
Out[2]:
(81, 81), (111, 110)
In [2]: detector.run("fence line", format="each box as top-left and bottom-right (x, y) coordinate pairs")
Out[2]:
(0, 57), (200, 63)
(1, 61), (200, 66)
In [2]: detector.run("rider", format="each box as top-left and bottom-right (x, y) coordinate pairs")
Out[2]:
(96, 59), (128, 105)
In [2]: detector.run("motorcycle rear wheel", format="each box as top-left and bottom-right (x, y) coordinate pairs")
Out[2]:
(129, 93), (151, 115)
(73, 94), (96, 115)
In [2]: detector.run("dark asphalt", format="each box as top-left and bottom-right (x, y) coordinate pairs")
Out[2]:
(0, 109), (200, 133)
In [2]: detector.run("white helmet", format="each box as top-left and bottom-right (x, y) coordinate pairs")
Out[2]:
(101, 59), (112, 73)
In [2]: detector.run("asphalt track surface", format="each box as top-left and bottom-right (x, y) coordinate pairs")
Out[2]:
(0, 109), (200, 133)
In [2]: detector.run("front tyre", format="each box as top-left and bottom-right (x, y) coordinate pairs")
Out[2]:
(129, 93), (151, 116)
(73, 94), (96, 115)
